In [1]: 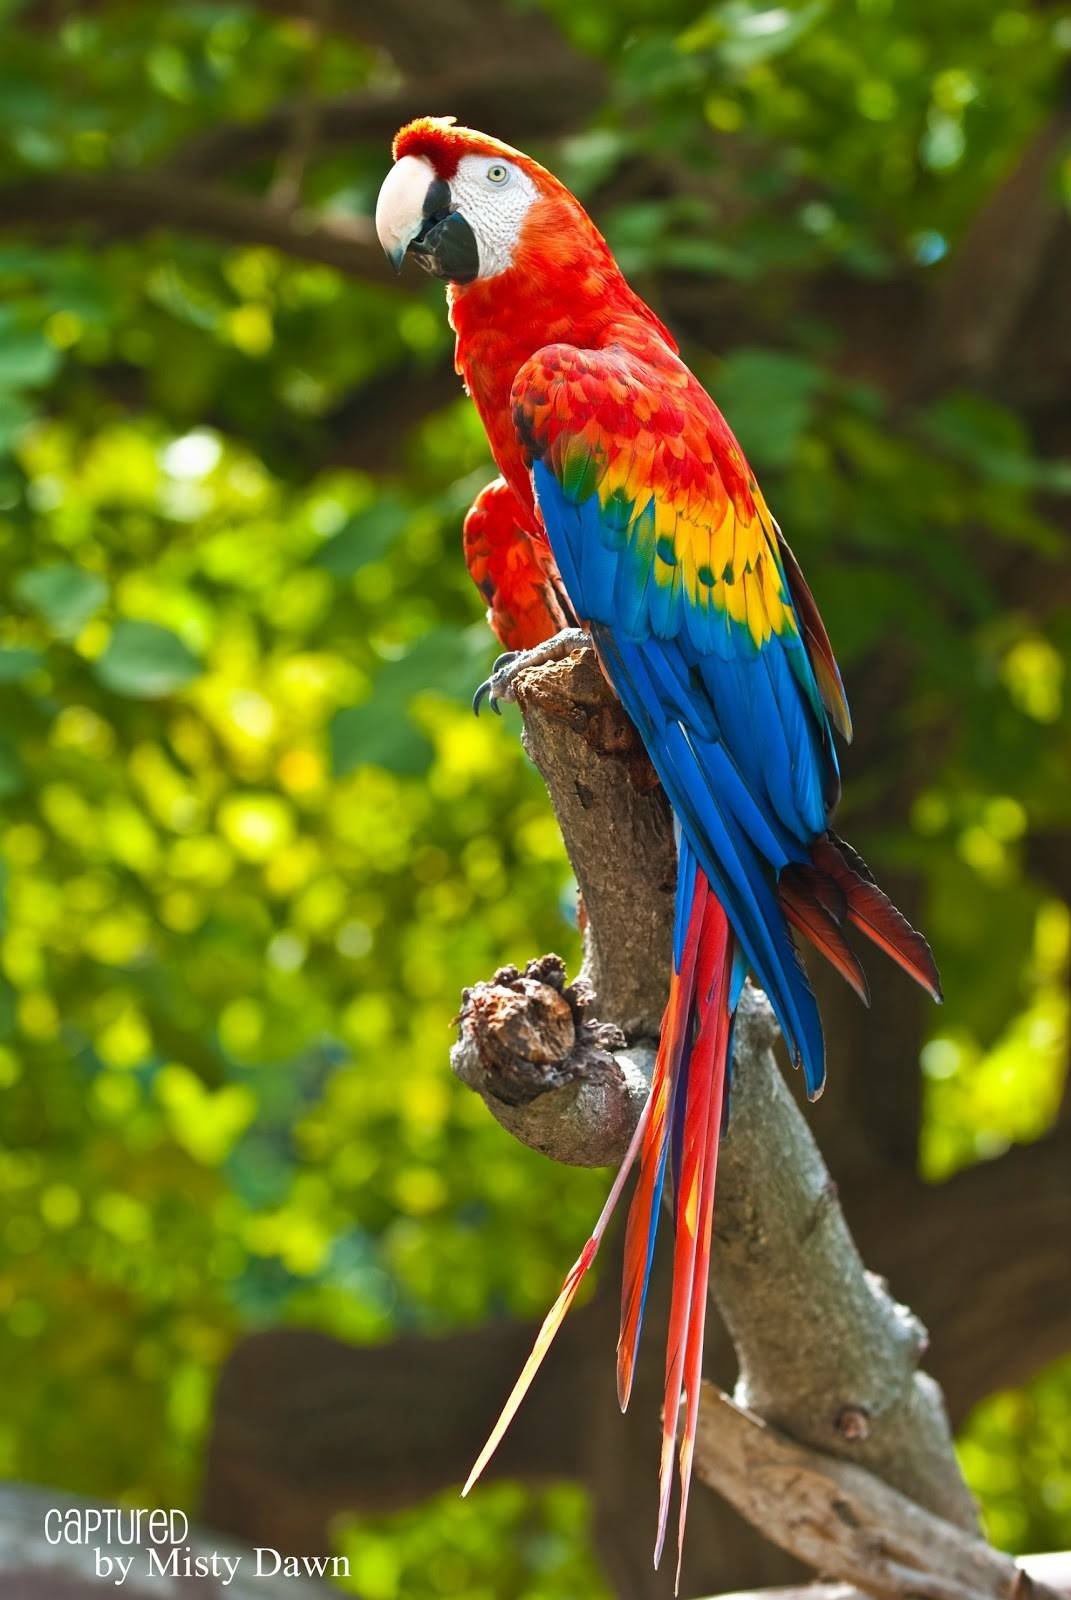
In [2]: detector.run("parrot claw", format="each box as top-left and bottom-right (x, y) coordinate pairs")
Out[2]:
(472, 630), (592, 716)
(472, 651), (519, 716)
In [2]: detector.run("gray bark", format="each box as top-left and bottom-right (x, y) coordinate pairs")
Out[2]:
(693, 1391), (1066, 1600)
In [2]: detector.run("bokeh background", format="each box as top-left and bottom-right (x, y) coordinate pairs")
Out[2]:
(1, 0), (1069, 1594)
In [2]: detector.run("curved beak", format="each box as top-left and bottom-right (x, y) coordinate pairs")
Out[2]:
(375, 155), (479, 283)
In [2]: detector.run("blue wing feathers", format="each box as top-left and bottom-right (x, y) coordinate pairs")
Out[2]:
(532, 461), (828, 1097)
(598, 628), (825, 1095)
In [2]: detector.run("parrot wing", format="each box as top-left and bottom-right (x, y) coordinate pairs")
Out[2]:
(512, 339), (852, 1095)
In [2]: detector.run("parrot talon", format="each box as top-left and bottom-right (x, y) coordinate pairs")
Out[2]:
(471, 630), (591, 717)
(473, 650), (519, 716)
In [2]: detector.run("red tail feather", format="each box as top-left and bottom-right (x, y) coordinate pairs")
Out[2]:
(665, 908), (732, 1591)
(617, 870), (707, 1410)
(810, 834), (942, 1001)
(779, 870), (870, 1005)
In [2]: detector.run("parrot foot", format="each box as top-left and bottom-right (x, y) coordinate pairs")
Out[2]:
(472, 628), (592, 715)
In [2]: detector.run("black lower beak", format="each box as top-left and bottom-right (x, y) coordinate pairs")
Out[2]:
(408, 210), (480, 285)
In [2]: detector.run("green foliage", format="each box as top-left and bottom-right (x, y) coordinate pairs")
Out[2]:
(0, 0), (1068, 1589)
(335, 1484), (610, 1600)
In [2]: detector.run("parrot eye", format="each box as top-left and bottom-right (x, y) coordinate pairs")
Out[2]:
(485, 163), (510, 186)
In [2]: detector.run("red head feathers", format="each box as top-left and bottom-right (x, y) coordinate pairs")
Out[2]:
(392, 115), (549, 185)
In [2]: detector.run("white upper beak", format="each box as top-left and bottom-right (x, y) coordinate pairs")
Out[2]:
(375, 154), (437, 272)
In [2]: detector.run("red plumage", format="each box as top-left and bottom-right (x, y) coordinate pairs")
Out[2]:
(462, 478), (568, 650)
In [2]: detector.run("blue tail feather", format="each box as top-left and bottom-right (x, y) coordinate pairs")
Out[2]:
(593, 625), (826, 1097)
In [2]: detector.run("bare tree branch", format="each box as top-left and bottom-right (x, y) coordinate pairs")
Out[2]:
(0, 172), (390, 277)
(694, 1388), (1067, 1600)
(704, 1564), (1071, 1600)
(202, 1317), (593, 1546)
(168, 65), (602, 178)
(253, 0), (600, 82)
(854, 1128), (1071, 1424)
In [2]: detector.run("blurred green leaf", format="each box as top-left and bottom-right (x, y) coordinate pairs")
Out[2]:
(0, 393), (34, 452)
(0, 735), (23, 797)
(314, 496), (411, 577)
(331, 702), (434, 776)
(0, 318), (60, 391)
(683, 0), (828, 68)
(13, 564), (107, 636)
(93, 620), (201, 698)
(0, 646), (44, 681)
(712, 347), (824, 467)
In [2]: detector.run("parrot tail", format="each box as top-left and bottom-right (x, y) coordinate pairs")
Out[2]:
(779, 831), (942, 1003)
(460, 1021), (657, 1501)
(617, 839), (742, 1590)
(463, 841), (741, 1598)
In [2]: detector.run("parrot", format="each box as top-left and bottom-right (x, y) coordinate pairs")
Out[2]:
(376, 117), (941, 1583)
(463, 475), (572, 650)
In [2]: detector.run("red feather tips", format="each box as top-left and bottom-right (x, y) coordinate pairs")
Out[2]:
(616, 873), (736, 1592)
(779, 868), (871, 1006)
(809, 834), (943, 1003)
(657, 887), (733, 1592)
(616, 888), (704, 1411)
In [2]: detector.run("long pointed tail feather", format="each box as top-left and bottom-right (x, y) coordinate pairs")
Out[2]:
(653, 886), (733, 1587)
(779, 832), (942, 1005)
(616, 862), (705, 1411)
(779, 869), (870, 1005)
(614, 843), (736, 1587)
(461, 1085), (654, 1498)
(804, 833), (943, 1001)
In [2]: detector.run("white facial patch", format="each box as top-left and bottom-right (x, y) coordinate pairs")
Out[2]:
(450, 153), (539, 279)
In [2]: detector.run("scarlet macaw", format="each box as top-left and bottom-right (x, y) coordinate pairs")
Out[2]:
(376, 118), (940, 1579)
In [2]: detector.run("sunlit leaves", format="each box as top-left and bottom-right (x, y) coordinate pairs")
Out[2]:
(335, 1484), (610, 1600)
(331, 629), (494, 777)
(960, 1365), (1071, 1555)
(314, 496), (411, 578)
(680, 0), (829, 70)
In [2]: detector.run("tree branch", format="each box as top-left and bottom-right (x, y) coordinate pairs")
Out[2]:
(208, 646), (1042, 1589)
(0, 172), (390, 279)
(705, 1567), (1071, 1600)
(168, 65), (602, 178)
(201, 1317), (592, 1546)
(693, 1388), (1067, 1600)
(852, 1130), (1071, 1424)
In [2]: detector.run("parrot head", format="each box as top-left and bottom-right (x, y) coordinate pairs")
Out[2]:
(375, 117), (593, 285)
